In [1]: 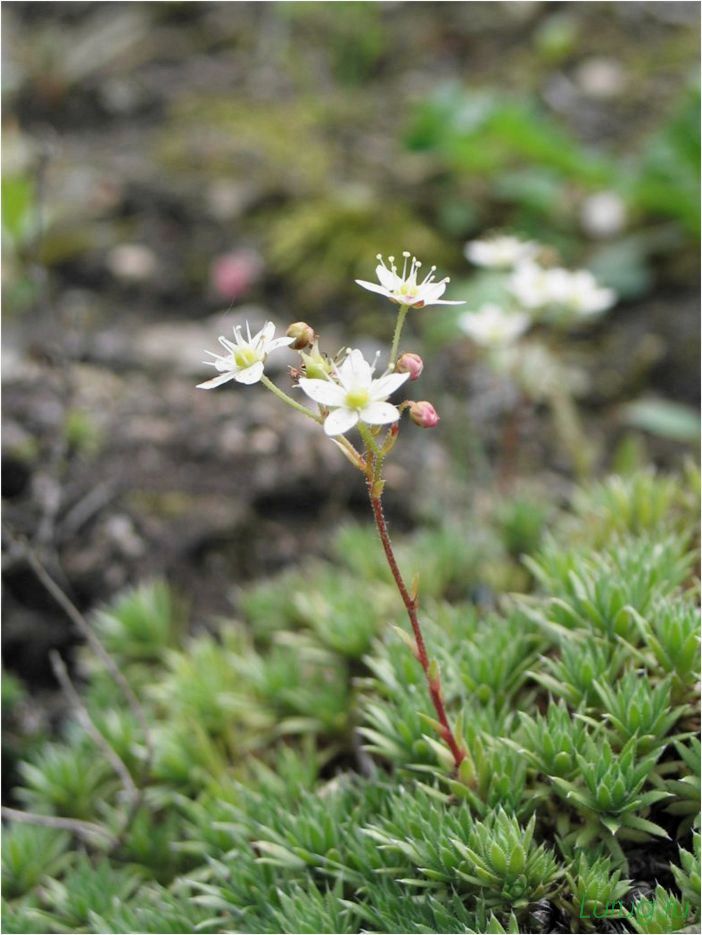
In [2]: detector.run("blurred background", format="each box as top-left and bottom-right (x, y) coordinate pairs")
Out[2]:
(2, 2), (699, 713)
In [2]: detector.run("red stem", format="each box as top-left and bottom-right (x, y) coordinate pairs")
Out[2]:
(367, 484), (466, 771)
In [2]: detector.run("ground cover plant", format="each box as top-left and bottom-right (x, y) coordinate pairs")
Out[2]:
(2, 248), (700, 932)
(2, 5), (700, 935)
(2, 465), (699, 933)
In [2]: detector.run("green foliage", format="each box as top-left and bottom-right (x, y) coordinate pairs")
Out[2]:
(567, 470), (683, 545)
(592, 670), (684, 751)
(634, 596), (700, 704)
(268, 880), (358, 934)
(1, 825), (70, 900)
(3, 469), (699, 933)
(93, 580), (183, 665)
(451, 809), (563, 909)
(16, 742), (114, 820)
(91, 884), (221, 934)
(631, 84), (701, 236)
(516, 699), (589, 780)
(551, 736), (669, 844)
(406, 81), (700, 239)
(531, 636), (628, 707)
(494, 495), (549, 558)
(36, 855), (142, 932)
(659, 738), (702, 837)
(671, 831), (701, 920)
(563, 850), (631, 922)
(629, 884), (695, 934)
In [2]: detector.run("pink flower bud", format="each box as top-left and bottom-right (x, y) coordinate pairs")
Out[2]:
(286, 321), (316, 350)
(395, 352), (424, 381)
(409, 400), (440, 428)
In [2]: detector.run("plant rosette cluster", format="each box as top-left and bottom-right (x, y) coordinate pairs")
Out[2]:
(198, 252), (468, 771)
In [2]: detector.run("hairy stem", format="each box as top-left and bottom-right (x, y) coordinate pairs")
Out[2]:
(365, 463), (466, 771)
(389, 304), (409, 368)
(261, 374), (321, 423)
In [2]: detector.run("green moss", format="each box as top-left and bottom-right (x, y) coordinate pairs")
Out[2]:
(3, 469), (699, 933)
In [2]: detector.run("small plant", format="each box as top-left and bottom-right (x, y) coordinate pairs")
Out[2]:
(92, 580), (183, 666)
(562, 850), (631, 926)
(550, 736), (669, 857)
(197, 256), (469, 772)
(1, 825), (70, 900)
(592, 671), (686, 752)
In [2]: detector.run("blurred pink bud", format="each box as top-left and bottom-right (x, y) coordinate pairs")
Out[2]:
(210, 249), (263, 300)
(286, 321), (316, 350)
(395, 352), (424, 381)
(409, 400), (440, 428)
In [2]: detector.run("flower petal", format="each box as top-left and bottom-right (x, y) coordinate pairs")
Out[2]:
(299, 378), (346, 407)
(234, 361), (265, 385)
(340, 348), (373, 388)
(376, 265), (401, 291)
(324, 407), (359, 436)
(257, 321), (276, 345)
(429, 298), (466, 306)
(355, 279), (393, 298)
(360, 401), (401, 425)
(370, 371), (410, 400)
(264, 336), (295, 352)
(197, 371), (237, 390)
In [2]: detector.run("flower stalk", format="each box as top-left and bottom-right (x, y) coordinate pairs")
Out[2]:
(198, 252), (467, 774)
(389, 303), (409, 367)
(364, 441), (466, 771)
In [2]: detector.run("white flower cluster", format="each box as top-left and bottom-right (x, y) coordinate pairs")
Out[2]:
(459, 234), (617, 350)
(509, 262), (616, 318)
(199, 252), (461, 439)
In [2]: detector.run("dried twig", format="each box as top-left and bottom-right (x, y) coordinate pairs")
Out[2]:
(49, 650), (138, 802)
(21, 542), (154, 772)
(0, 805), (114, 845)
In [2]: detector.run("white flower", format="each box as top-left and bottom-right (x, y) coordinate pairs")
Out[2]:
(459, 304), (530, 347)
(197, 321), (293, 389)
(465, 235), (539, 269)
(509, 263), (616, 318)
(509, 262), (565, 310)
(355, 252), (464, 308)
(580, 191), (626, 239)
(299, 348), (410, 436)
(561, 270), (617, 317)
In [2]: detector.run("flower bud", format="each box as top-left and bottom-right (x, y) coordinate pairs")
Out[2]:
(395, 352), (424, 381)
(300, 340), (332, 380)
(286, 321), (316, 350)
(409, 400), (440, 428)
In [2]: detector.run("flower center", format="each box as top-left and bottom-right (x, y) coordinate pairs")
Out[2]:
(345, 388), (370, 410)
(233, 346), (260, 368)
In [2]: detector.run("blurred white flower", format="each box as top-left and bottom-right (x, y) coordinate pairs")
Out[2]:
(509, 263), (616, 318)
(197, 321), (293, 389)
(464, 235), (539, 269)
(459, 303), (530, 347)
(580, 191), (627, 239)
(560, 270), (617, 317)
(509, 262), (565, 309)
(356, 252), (464, 308)
(299, 348), (409, 436)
